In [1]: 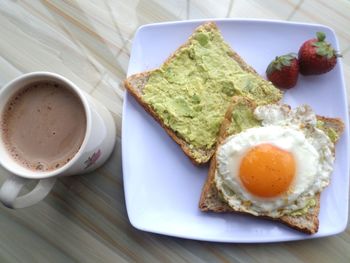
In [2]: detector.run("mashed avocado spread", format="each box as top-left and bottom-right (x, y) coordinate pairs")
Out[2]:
(143, 28), (281, 149)
(317, 120), (338, 143)
(290, 198), (316, 216)
(227, 102), (261, 135)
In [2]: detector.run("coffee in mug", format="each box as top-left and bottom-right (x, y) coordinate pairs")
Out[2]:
(1, 81), (86, 171)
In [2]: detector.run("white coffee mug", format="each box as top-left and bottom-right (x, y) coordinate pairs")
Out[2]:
(0, 72), (116, 208)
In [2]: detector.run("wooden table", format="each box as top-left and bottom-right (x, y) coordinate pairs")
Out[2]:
(0, 1), (349, 262)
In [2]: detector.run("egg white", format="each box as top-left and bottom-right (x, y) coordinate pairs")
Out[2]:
(215, 105), (334, 217)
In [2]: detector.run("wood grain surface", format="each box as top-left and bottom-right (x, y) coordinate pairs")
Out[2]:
(0, 0), (349, 262)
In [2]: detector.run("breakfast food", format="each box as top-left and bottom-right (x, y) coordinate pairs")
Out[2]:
(266, 53), (299, 89)
(124, 22), (282, 165)
(298, 32), (340, 75)
(199, 96), (344, 234)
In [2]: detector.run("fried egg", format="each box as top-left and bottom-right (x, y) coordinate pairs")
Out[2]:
(215, 104), (334, 217)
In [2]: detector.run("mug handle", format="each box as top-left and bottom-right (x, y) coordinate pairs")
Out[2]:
(0, 175), (56, 208)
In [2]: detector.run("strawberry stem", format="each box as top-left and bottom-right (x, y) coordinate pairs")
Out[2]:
(316, 32), (326, 42)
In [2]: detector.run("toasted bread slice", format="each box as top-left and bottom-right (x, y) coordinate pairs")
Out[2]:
(199, 96), (344, 234)
(124, 22), (282, 165)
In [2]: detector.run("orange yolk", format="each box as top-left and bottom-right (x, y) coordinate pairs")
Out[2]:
(239, 143), (296, 198)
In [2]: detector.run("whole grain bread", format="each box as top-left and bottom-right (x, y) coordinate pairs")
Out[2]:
(124, 22), (282, 165)
(199, 96), (345, 234)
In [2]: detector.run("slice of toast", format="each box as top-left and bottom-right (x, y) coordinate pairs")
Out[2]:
(199, 96), (344, 234)
(124, 22), (282, 165)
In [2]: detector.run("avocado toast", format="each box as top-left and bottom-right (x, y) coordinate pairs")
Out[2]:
(199, 96), (344, 234)
(124, 22), (282, 165)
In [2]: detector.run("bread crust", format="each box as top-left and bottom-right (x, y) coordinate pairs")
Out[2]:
(199, 96), (344, 234)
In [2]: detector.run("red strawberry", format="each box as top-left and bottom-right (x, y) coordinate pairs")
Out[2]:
(298, 32), (341, 75)
(266, 53), (299, 89)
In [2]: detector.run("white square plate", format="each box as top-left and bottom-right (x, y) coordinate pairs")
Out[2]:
(122, 19), (349, 242)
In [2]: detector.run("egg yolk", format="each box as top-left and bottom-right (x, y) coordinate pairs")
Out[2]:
(239, 144), (296, 198)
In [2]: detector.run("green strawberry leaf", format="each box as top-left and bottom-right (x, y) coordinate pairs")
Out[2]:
(266, 53), (296, 75)
(281, 59), (290, 66)
(266, 63), (274, 75)
(327, 52), (334, 59)
(317, 49), (328, 56)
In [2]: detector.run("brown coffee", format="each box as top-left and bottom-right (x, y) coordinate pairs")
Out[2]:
(1, 81), (86, 171)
